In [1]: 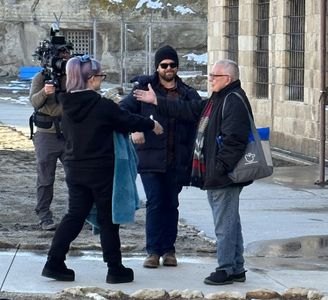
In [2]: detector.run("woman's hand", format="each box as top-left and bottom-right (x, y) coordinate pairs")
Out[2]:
(133, 84), (158, 105)
(131, 132), (145, 144)
(152, 120), (163, 135)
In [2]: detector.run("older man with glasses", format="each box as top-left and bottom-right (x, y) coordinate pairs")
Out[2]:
(133, 59), (253, 285)
(120, 45), (202, 269)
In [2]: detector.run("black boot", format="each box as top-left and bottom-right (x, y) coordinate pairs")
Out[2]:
(41, 258), (75, 281)
(106, 264), (134, 284)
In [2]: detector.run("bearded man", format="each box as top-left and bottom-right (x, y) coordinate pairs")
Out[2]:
(120, 45), (202, 268)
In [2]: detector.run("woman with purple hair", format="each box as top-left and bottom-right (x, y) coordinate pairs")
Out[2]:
(41, 55), (163, 284)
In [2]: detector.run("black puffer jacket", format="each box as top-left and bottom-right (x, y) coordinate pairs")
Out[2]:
(59, 90), (154, 168)
(156, 80), (253, 189)
(120, 72), (202, 185)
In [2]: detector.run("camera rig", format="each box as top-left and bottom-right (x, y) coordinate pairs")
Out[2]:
(32, 22), (73, 89)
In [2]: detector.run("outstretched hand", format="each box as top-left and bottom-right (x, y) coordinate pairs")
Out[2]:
(133, 84), (158, 105)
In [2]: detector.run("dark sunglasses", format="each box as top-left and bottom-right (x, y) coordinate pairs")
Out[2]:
(93, 74), (107, 81)
(78, 54), (97, 71)
(160, 63), (177, 69)
(58, 47), (70, 53)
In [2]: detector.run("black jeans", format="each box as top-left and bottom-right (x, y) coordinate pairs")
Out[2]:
(141, 170), (183, 256)
(48, 164), (121, 265)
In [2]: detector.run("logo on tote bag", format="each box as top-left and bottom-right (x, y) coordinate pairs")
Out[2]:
(244, 152), (257, 164)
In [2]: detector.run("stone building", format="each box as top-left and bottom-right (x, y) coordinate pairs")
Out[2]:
(2, 0), (326, 163)
(208, 0), (328, 162)
(0, 0), (207, 84)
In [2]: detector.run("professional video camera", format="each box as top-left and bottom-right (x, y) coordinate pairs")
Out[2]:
(32, 23), (73, 88)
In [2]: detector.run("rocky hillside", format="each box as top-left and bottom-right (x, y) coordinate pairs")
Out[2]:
(90, 0), (207, 20)
(0, 0), (208, 84)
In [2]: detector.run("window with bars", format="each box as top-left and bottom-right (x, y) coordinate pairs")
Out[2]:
(255, 0), (269, 98)
(286, 0), (305, 101)
(225, 0), (239, 63)
(64, 30), (92, 56)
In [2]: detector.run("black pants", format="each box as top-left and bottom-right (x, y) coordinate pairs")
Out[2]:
(48, 163), (121, 265)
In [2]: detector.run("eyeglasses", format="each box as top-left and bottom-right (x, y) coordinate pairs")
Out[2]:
(78, 54), (98, 71)
(160, 63), (177, 69)
(208, 73), (230, 78)
(58, 47), (70, 54)
(93, 74), (107, 81)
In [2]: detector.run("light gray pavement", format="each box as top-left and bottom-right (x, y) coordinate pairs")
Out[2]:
(1, 166), (328, 296)
(179, 165), (328, 244)
(0, 99), (328, 296)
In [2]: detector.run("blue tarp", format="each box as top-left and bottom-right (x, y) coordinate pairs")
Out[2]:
(216, 127), (271, 147)
(249, 127), (270, 141)
(19, 66), (43, 80)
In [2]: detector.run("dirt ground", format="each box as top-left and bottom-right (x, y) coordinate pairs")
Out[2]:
(0, 124), (216, 299)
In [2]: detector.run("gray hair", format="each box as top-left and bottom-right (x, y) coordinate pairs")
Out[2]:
(214, 59), (239, 81)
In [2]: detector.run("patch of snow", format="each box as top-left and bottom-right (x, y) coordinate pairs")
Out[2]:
(135, 0), (195, 15)
(136, 0), (164, 10)
(197, 90), (208, 98)
(174, 5), (195, 15)
(182, 53), (208, 65)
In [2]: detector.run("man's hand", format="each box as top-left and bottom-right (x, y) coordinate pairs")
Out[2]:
(131, 132), (145, 144)
(44, 83), (55, 95)
(133, 84), (158, 105)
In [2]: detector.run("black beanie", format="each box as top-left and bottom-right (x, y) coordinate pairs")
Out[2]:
(154, 45), (179, 69)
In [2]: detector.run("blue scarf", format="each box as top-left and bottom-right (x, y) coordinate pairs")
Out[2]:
(86, 132), (140, 234)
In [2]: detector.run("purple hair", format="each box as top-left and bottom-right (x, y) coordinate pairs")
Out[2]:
(65, 57), (101, 92)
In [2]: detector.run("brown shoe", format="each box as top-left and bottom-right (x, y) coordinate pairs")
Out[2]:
(143, 254), (160, 268)
(162, 252), (177, 266)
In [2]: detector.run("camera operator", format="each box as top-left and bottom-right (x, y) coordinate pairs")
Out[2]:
(29, 44), (71, 231)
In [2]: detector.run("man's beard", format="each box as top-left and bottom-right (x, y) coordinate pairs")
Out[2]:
(160, 72), (176, 82)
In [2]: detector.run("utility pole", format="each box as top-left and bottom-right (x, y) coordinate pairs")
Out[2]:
(316, 0), (328, 186)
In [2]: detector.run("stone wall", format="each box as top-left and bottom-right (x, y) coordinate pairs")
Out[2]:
(2, 287), (327, 300)
(208, 0), (328, 160)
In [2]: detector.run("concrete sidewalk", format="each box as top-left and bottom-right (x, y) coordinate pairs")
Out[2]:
(0, 249), (327, 296)
(180, 165), (328, 243)
(1, 165), (328, 297)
